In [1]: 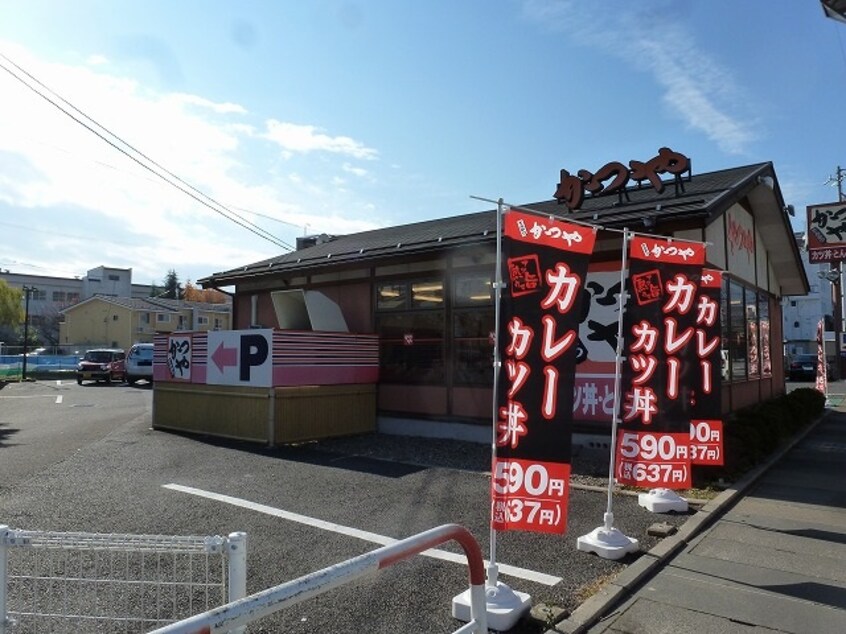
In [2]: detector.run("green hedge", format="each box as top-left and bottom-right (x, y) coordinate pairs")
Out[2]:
(693, 388), (826, 486)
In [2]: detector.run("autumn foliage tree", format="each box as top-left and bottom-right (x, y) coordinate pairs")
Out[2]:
(184, 281), (229, 304)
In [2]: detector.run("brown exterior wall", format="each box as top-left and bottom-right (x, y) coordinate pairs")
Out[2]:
(726, 380), (761, 413)
(759, 378), (773, 401)
(452, 386), (492, 420)
(234, 297), (250, 330)
(315, 282), (373, 333)
(378, 384), (448, 416)
(770, 300), (785, 396)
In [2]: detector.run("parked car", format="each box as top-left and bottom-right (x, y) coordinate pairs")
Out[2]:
(125, 343), (154, 385)
(76, 348), (126, 385)
(787, 353), (830, 381)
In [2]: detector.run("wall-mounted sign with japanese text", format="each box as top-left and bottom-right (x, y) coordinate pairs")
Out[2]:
(492, 209), (597, 534)
(688, 269), (723, 467)
(166, 334), (193, 381)
(807, 202), (846, 263)
(616, 235), (706, 489)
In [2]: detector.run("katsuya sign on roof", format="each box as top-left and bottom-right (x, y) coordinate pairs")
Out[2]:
(554, 147), (692, 211)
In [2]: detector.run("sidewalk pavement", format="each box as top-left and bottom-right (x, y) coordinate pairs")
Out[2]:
(555, 399), (846, 634)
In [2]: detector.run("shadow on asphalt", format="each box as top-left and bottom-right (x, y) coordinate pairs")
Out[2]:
(762, 580), (846, 609)
(163, 430), (426, 478)
(0, 422), (19, 448)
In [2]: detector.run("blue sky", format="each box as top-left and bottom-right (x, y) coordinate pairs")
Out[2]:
(1, 0), (845, 287)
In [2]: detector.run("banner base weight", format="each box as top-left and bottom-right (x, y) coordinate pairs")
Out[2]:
(638, 487), (689, 513)
(577, 526), (639, 560)
(452, 581), (531, 631)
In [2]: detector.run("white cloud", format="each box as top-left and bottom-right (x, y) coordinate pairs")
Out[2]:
(0, 40), (385, 282)
(342, 162), (369, 178)
(167, 93), (248, 115)
(521, 0), (758, 154)
(263, 120), (378, 160)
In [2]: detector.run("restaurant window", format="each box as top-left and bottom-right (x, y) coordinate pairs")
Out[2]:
(453, 272), (494, 386)
(759, 294), (771, 376)
(376, 283), (408, 310)
(375, 278), (444, 384)
(729, 279), (747, 380)
(721, 277), (729, 381)
(746, 287), (759, 378)
(411, 280), (443, 308)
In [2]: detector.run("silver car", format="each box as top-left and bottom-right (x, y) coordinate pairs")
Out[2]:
(125, 343), (154, 385)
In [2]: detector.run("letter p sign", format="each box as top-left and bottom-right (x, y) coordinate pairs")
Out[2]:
(207, 329), (273, 387)
(240, 334), (269, 381)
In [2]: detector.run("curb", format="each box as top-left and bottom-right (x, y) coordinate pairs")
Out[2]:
(551, 410), (830, 634)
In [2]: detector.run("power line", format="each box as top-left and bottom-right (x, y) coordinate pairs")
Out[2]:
(0, 52), (296, 252)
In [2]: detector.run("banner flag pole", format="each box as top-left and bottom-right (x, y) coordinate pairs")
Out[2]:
(576, 227), (639, 559)
(452, 198), (531, 630)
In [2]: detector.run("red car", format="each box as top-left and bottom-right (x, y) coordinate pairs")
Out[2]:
(76, 348), (126, 385)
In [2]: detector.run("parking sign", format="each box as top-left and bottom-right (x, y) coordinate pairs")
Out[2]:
(206, 329), (273, 387)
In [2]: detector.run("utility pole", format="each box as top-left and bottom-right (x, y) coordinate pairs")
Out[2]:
(825, 166), (846, 379)
(21, 285), (37, 381)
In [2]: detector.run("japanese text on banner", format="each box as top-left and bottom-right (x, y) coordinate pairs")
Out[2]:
(617, 236), (706, 489)
(688, 269), (723, 467)
(492, 210), (596, 534)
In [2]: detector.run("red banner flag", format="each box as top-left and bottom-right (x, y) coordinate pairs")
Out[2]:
(616, 236), (706, 490)
(492, 210), (596, 534)
(689, 269), (724, 466)
(816, 319), (828, 395)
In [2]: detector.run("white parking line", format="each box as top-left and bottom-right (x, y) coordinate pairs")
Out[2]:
(55, 395), (63, 404)
(163, 483), (561, 587)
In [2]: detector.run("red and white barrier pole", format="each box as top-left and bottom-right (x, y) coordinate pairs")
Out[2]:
(149, 524), (487, 634)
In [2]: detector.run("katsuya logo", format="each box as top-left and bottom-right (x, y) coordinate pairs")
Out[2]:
(554, 147), (692, 211)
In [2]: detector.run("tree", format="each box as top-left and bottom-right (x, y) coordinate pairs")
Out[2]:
(184, 281), (229, 304)
(161, 270), (184, 300)
(38, 305), (63, 347)
(0, 280), (23, 328)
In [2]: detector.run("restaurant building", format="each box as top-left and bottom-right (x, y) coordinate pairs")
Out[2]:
(198, 158), (808, 438)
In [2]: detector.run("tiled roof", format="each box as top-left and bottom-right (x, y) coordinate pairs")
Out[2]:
(146, 298), (232, 313)
(200, 162), (772, 285)
(63, 295), (231, 314)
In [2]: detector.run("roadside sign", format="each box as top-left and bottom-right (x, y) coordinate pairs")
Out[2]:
(206, 329), (273, 387)
(807, 202), (846, 263)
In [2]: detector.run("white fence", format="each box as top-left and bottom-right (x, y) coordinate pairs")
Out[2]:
(0, 526), (246, 634)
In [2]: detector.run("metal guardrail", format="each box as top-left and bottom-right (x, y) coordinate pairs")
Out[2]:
(147, 523), (488, 634)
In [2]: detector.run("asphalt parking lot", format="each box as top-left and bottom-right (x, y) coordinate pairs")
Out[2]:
(0, 379), (693, 633)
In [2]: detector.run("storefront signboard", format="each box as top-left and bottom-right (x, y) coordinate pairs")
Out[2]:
(554, 147), (691, 210)
(206, 329), (273, 387)
(807, 202), (846, 263)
